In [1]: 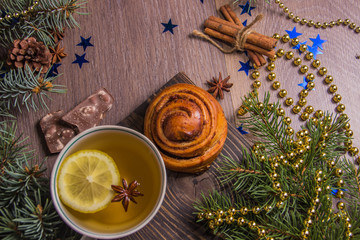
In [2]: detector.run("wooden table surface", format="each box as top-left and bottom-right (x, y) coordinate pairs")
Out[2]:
(9, 0), (360, 238)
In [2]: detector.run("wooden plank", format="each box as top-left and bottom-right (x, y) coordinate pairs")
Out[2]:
(119, 72), (251, 239)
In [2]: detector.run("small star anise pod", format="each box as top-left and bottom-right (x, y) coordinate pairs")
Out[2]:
(49, 28), (65, 43)
(49, 43), (67, 64)
(207, 72), (233, 100)
(111, 179), (144, 212)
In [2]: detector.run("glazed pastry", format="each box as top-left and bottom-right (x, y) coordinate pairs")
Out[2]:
(144, 83), (227, 173)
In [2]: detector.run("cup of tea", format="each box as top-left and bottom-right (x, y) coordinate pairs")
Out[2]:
(50, 125), (167, 239)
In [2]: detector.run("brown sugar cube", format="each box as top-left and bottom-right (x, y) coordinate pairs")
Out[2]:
(40, 110), (76, 153)
(61, 88), (114, 133)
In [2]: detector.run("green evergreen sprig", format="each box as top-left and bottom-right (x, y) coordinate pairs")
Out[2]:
(0, 65), (65, 112)
(194, 92), (359, 240)
(0, 0), (86, 115)
(0, 0), (87, 49)
(0, 120), (80, 239)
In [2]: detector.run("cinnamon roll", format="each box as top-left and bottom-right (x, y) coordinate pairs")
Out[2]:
(144, 83), (227, 173)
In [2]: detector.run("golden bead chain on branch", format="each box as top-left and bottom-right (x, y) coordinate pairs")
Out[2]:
(246, 30), (360, 160)
(197, 132), (351, 239)
(0, 1), (39, 23)
(274, 0), (360, 34)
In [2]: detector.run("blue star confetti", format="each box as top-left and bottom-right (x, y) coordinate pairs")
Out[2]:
(307, 45), (323, 59)
(292, 40), (307, 55)
(0, 66), (6, 78)
(47, 63), (62, 77)
(331, 188), (347, 196)
(239, 0), (255, 16)
(298, 77), (308, 90)
(77, 36), (93, 51)
(242, 19), (248, 27)
(200, 0), (203, 3)
(285, 27), (302, 39)
(161, 19), (178, 34)
(238, 60), (253, 76)
(237, 124), (248, 135)
(310, 34), (327, 50)
(72, 53), (89, 69)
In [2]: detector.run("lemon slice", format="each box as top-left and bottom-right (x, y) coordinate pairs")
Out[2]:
(57, 150), (120, 213)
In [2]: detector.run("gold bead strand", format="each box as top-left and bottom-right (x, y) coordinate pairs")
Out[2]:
(273, 0), (360, 34)
(0, 1), (39, 23)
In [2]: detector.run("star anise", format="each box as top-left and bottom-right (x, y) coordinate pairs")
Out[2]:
(207, 72), (233, 100)
(111, 179), (144, 212)
(49, 43), (67, 64)
(49, 28), (65, 44)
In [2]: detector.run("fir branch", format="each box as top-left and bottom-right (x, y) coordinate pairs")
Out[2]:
(0, 65), (65, 111)
(0, 207), (23, 239)
(240, 92), (290, 155)
(0, 120), (29, 172)
(0, 120), (81, 239)
(0, 0), (87, 49)
(14, 190), (62, 240)
(194, 92), (360, 239)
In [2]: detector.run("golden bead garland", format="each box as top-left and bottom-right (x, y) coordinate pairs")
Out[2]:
(0, 1), (39, 23)
(241, 31), (360, 162)
(274, 0), (360, 34)
(224, 1), (358, 238)
(233, 26), (358, 240)
(198, 122), (352, 239)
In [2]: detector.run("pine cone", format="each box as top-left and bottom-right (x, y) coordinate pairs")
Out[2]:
(6, 37), (52, 74)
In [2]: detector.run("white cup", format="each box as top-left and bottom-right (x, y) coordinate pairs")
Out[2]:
(50, 125), (167, 239)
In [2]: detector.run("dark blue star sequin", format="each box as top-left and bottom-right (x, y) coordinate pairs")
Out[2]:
(238, 60), (253, 76)
(0, 66), (7, 78)
(242, 19), (248, 27)
(77, 36), (94, 51)
(200, 0), (203, 3)
(161, 19), (178, 34)
(237, 124), (248, 135)
(309, 34), (327, 50)
(47, 63), (62, 77)
(285, 27), (302, 39)
(239, 0), (255, 16)
(72, 53), (89, 69)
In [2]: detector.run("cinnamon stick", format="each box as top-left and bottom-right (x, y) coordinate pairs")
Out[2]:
(224, 4), (242, 26)
(204, 28), (275, 58)
(204, 27), (235, 45)
(205, 17), (277, 51)
(247, 50), (261, 68)
(219, 6), (267, 66)
(220, 5), (235, 23)
(244, 43), (275, 59)
(224, 4), (278, 48)
(254, 51), (267, 66)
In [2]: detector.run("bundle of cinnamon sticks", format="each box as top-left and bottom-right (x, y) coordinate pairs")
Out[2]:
(202, 4), (277, 67)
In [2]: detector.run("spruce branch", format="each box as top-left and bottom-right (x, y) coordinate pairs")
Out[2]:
(0, 207), (23, 239)
(239, 92), (290, 155)
(14, 190), (62, 240)
(0, 120), (81, 239)
(0, 0), (87, 49)
(194, 92), (359, 239)
(0, 65), (65, 111)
